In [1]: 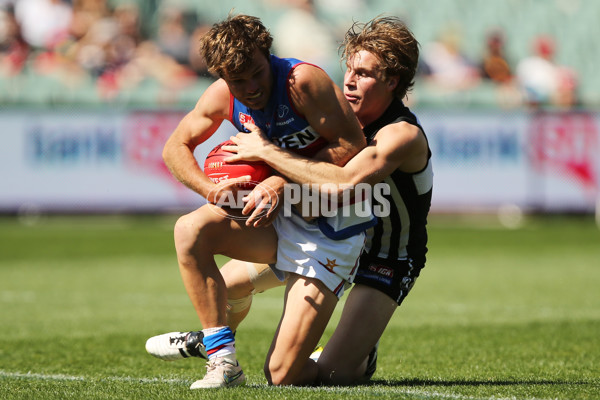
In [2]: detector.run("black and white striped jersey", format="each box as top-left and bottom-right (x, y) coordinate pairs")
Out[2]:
(362, 99), (433, 267)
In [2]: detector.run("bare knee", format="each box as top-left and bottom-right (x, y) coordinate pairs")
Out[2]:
(264, 352), (298, 386)
(174, 214), (192, 246)
(173, 208), (219, 254)
(264, 360), (293, 386)
(264, 354), (317, 386)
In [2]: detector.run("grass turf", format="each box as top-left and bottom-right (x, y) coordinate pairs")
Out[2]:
(0, 214), (598, 399)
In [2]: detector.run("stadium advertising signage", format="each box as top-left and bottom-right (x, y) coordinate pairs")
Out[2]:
(0, 109), (598, 213)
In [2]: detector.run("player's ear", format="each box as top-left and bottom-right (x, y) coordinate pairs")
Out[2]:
(387, 76), (399, 92)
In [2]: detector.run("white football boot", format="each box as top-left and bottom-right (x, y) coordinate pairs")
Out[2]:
(190, 356), (246, 389)
(145, 331), (206, 361)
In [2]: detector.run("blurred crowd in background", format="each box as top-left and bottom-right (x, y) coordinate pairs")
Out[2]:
(0, 0), (594, 109)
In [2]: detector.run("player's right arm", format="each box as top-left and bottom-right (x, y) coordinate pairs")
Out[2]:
(162, 79), (233, 200)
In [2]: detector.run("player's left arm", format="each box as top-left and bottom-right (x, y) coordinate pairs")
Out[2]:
(227, 120), (428, 192)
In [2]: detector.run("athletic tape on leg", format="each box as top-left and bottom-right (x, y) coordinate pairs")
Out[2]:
(227, 295), (252, 313)
(247, 262), (286, 293)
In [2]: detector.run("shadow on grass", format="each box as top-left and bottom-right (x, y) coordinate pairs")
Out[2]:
(368, 378), (592, 387)
(240, 378), (594, 390)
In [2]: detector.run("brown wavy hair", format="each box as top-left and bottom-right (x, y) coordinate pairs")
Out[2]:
(200, 14), (273, 78)
(341, 17), (420, 99)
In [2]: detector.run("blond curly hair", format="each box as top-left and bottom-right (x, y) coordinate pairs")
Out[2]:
(341, 17), (420, 99)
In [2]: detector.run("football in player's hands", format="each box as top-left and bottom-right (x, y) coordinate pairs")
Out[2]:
(204, 140), (271, 188)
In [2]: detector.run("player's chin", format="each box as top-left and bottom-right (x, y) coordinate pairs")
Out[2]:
(244, 95), (267, 109)
(347, 100), (361, 114)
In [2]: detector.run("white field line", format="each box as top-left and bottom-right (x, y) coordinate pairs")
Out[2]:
(0, 370), (187, 385)
(0, 370), (560, 400)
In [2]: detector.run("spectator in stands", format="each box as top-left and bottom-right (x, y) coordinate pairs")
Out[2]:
(73, 1), (195, 100)
(0, 4), (30, 76)
(272, 0), (340, 83)
(478, 28), (522, 108)
(113, 2), (141, 44)
(117, 40), (196, 91)
(516, 34), (579, 108)
(420, 24), (480, 91)
(10, 0), (89, 89)
(187, 24), (211, 77)
(46, 0), (113, 85)
(555, 66), (580, 109)
(102, 3), (142, 72)
(156, 8), (192, 67)
(1, 0), (228, 103)
(14, 0), (72, 50)
(516, 35), (559, 107)
(480, 28), (512, 84)
(69, 0), (111, 43)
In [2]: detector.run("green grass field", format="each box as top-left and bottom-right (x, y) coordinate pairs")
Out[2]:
(0, 214), (598, 399)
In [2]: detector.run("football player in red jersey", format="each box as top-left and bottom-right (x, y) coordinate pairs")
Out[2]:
(152, 14), (369, 389)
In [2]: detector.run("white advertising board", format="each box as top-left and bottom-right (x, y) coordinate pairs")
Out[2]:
(418, 110), (600, 212)
(0, 110), (234, 212)
(1, 109), (598, 213)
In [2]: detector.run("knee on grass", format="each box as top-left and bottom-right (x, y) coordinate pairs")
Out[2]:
(264, 356), (317, 386)
(264, 362), (294, 386)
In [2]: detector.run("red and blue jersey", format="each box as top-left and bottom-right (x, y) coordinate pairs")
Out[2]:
(228, 55), (327, 157)
(228, 54), (376, 240)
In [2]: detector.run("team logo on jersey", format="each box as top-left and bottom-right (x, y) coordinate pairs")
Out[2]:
(318, 258), (339, 273)
(275, 105), (294, 126)
(238, 112), (255, 126)
(277, 105), (289, 119)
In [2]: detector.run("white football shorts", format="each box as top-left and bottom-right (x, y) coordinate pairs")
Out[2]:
(271, 211), (366, 298)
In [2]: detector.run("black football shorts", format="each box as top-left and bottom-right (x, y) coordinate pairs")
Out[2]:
(353, 254), (424, 305)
